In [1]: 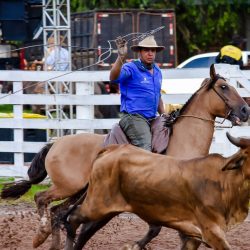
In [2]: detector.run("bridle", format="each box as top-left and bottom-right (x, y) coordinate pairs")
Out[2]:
(211, 75), (231, 110)
(177, 75), (234, 127)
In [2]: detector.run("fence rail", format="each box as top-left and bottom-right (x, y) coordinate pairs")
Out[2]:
(0, 64), (250, 177)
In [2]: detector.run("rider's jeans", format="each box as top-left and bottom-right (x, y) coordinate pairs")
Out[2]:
(119, 113), (152, 151)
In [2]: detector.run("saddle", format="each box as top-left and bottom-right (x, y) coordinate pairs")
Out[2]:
(103, 116), (171, 154)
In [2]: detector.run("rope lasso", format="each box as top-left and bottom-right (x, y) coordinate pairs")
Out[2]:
(0, 26), (165, 100)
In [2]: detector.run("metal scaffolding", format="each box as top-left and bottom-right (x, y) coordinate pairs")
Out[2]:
(42, 0), (73, 139)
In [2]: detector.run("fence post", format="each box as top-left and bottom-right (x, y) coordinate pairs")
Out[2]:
(76, 81), (94, 133)
(13, 81), (24, 170)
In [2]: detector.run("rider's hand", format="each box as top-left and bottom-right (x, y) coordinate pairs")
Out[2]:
(115, 36), (128, 60)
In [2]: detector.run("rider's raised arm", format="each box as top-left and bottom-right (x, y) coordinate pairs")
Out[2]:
(110, 37), (128, 81)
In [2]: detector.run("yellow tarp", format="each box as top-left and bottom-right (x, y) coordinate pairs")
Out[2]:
(0, 113), (46, 119)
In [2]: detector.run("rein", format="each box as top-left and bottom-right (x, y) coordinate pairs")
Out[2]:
(178, 113), (233, 128)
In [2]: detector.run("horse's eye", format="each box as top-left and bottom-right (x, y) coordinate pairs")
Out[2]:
(220, 85), (227, 90)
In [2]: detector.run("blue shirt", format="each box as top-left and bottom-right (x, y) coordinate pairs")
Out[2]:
(115, 60), (162, 119)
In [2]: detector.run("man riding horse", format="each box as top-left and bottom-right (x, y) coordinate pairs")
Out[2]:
(110, 35), (166, 151)
(1, 45), (249, 249)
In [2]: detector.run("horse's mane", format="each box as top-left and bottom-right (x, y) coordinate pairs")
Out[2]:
(179, 78), (210, 115)
(165, 75), (223, 127)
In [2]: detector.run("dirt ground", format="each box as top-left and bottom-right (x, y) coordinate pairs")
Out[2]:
(0, 203), (249, 250)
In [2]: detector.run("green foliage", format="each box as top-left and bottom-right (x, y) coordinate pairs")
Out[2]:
(70, 1), (250, 63)
(70, 0), (147, 10)
(0, 105), (33, 114)
(0, 105), (13, 113)
(169, 1), (248, 61)
(71, 0), (86, 12)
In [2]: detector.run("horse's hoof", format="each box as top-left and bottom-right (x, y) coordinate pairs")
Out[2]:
(132, 244), (141, 250)
(120, 244), (133, 250)
(49, 246), (61, 250)
(120, 243), (141, 250)
(32, 230), (51, 248)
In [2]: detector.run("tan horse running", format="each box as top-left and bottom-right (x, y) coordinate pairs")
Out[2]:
(1, 64), (249, 250)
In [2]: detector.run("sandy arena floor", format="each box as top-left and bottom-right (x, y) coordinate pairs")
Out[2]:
(0, 203), (249, 250)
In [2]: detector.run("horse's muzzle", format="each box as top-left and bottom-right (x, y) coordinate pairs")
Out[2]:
(240, 104), (250, 122)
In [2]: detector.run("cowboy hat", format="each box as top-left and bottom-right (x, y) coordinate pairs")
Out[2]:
(130, 35), (165, 52)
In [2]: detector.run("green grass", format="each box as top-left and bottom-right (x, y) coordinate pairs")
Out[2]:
(0, 177), (15, 183)
(0, 104), (13, 113)
(0, 105), (33, 114)
(0, 177), (50, 204)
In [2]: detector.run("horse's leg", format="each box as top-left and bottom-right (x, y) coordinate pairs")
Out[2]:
(33, 185), (70, 249)
(64, 205), (87, 250)
(74, 213), (119, 250)
(134, 220), (201, 250)
(179, 232), (201, 250)
(49, 204), (63, 250)
(75, 218), (158, 250)
(50, 190), (87, 250)
(33, 190), (52, 248)
(135, 224), (162, 249)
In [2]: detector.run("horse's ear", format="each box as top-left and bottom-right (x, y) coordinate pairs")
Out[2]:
(210, 63), (216, 80)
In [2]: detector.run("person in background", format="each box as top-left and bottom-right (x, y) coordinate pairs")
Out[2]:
(215, 34), (246, 69)
(44, 36), (70, 71)
(109, 35), (166, 151)
(34, 36), (69, 71)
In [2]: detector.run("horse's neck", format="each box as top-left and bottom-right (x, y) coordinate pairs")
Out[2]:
(166, 104), (215, 159)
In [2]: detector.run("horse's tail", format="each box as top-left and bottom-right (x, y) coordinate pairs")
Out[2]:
(1, 143), (53, 200)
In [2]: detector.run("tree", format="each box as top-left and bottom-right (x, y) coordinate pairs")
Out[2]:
(70, 0), (250, 63)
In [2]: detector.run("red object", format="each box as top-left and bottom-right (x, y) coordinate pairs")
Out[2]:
(105, 83), (110, 93)
(19, 48), (26, 69)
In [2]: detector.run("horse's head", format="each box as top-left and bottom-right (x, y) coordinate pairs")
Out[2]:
(201, 64), (249, 126)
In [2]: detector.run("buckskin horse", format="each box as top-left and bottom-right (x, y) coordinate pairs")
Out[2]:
(64, 132), (250, 250)
(1, 64), (249, 250)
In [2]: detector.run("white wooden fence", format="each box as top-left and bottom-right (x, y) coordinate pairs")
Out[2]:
(0, 64), (250, 177)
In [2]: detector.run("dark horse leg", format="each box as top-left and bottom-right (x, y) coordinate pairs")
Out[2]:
(63, 207), (118, 250)
(74, 214), (118, 250)
(138, 227), (201, 250)
(48, 188), (89, 250)
(136, 224), (162, 249)
(71, 219), (200, 250)
(49, 201), (75, 250)
(137, 226), (201, 250)
(49, 204), (62, 250)
(137, 228), (201, 250)
(73, 221), (160, 250)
